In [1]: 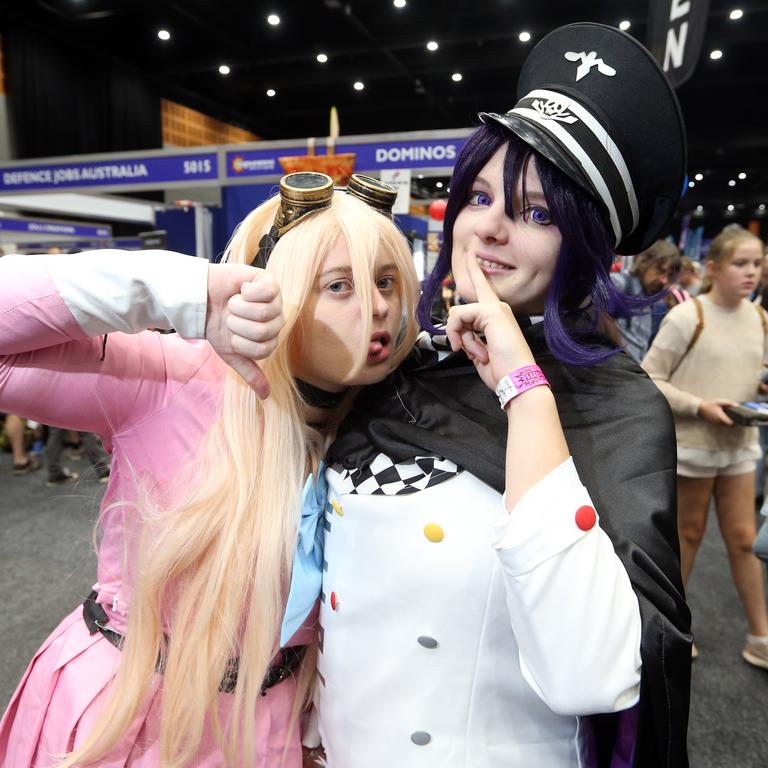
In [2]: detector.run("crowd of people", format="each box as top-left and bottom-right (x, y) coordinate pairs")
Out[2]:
(618, 228), (768, 669)
(2, 418), (110, 486)
(0, 20), (766, 768)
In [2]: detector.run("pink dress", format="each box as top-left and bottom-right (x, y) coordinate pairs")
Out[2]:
(0, 251), (311, 767)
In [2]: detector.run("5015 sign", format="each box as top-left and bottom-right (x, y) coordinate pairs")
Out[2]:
(183, 158), (213, 175)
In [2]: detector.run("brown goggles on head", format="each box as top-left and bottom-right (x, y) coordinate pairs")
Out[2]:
(252, 172), (398, 267)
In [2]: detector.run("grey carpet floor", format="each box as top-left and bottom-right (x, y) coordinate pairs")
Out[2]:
(1, 449), (767, 765)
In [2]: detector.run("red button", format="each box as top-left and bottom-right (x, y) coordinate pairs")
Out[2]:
(330, 591), (339, 611)
(575, 505), (597, 531)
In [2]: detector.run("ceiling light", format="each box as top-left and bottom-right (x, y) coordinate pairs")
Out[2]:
(426, 40), (439, 51)
(727, 204), (735, 211)
(266, 88), (276, 97)
(728, 179), (736, 186)
(694, 173), (704, 181)
(436, 181), (443, 188)
(760, 204), (766, 211)
(451, 72), (463, 82)
(316, 52), (328, 63)
(696, 205), (704, 211)
(393, 0), (406, 7)
(619, 20), (631, 31)
(688, 181), (695, 188)
(739, 172), (747, 179)
(157, 29), (171, 41)
(729, 9), (744, 20)
(267, 13), (280, 25)
(219, 65), (231, 75)
(519, 31), (531, 42)
(353, 81), (365, 91)
(710, 49), (723, 60)
(418, 174), (424, 179)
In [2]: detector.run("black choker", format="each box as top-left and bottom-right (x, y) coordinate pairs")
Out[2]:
(296, 379), (349, 409)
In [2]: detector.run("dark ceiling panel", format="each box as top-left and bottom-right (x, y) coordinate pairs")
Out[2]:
(0, 0), (766, 218)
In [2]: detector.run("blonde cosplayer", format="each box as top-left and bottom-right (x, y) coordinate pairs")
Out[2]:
(57, 191), (419, 767)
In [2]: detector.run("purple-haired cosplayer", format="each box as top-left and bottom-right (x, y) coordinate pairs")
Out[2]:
(318, 22), (690, 768)
(420, 124), (645, 365)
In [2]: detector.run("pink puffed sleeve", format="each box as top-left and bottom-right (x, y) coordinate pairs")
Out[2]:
(0, 250), (210, 441)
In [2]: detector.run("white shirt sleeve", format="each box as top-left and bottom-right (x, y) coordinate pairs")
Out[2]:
(490, 458), (642, 716)
(44, 249), (209, 339)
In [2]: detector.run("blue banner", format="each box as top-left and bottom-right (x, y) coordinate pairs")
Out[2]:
(0, 219), (112, 238)
(0, 153), (218, 192)
(227, 138), (466, 178)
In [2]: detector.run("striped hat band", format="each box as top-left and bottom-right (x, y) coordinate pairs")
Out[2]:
(508, 88), (639, 247)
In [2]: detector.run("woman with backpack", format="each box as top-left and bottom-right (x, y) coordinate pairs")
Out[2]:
(643, 226), (768, 667)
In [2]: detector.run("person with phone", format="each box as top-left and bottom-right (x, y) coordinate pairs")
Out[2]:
(643, 225), (768, 668)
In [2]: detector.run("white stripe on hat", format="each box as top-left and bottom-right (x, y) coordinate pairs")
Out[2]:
(511, 105), (623, 245)
(525, 89), (640, 230)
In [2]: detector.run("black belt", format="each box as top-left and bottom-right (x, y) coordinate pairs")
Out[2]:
(83, 591), (306, 695)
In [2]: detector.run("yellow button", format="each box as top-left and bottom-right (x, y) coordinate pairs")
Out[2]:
(331, 499), (344, 517)
(423, 523), (444, 543)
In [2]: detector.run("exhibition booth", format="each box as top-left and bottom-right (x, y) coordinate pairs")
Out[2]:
(0, 128), (471, 268)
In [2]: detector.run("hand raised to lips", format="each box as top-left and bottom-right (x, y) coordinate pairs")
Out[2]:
(446, 252), (535, 391)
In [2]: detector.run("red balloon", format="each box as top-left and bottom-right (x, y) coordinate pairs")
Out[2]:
(429, 198), (448, 221)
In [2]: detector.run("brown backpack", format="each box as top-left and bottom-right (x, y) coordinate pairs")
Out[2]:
(669, 297), (768, 376)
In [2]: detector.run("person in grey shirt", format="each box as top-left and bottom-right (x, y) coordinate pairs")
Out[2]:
(611, 240), (682, 361)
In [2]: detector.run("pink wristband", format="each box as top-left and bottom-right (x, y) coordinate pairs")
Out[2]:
(495, 364), (550, 410)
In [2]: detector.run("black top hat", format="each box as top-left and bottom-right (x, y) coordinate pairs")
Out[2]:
(479, 23), (686, 255)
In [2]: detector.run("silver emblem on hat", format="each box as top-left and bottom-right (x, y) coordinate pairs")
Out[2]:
(531, 98), (578, 124)
(564, 51), (617, 81)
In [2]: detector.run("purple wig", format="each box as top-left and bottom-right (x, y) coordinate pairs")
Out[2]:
(417, 123), (649, 366)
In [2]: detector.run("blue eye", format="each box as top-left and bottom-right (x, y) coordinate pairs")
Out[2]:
(376, 275), (396, 291)
(328, 279), (352, 294)
(468, 191), (492, 207)
(523, 205), (552, 226)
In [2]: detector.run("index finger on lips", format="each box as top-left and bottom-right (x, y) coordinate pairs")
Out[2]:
(466, 252), (501, 304)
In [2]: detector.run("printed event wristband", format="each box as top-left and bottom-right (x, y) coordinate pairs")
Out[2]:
(495, 364), (550, 410)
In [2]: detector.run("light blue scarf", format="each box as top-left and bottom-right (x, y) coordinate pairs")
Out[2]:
(279, 462), (327, 646)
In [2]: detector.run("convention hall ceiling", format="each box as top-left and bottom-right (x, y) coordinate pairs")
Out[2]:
(2, 0), (768, 216)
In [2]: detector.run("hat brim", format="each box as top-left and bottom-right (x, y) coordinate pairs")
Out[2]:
(479, 110), (605, 225)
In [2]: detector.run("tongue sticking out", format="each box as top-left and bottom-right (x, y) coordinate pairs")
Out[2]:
(369, 340), (384, 355)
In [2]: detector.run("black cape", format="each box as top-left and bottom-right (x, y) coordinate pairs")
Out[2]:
(328, 321), (691, 768)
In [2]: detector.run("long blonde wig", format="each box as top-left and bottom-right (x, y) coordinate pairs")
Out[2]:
(58, 191), (419, 767)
